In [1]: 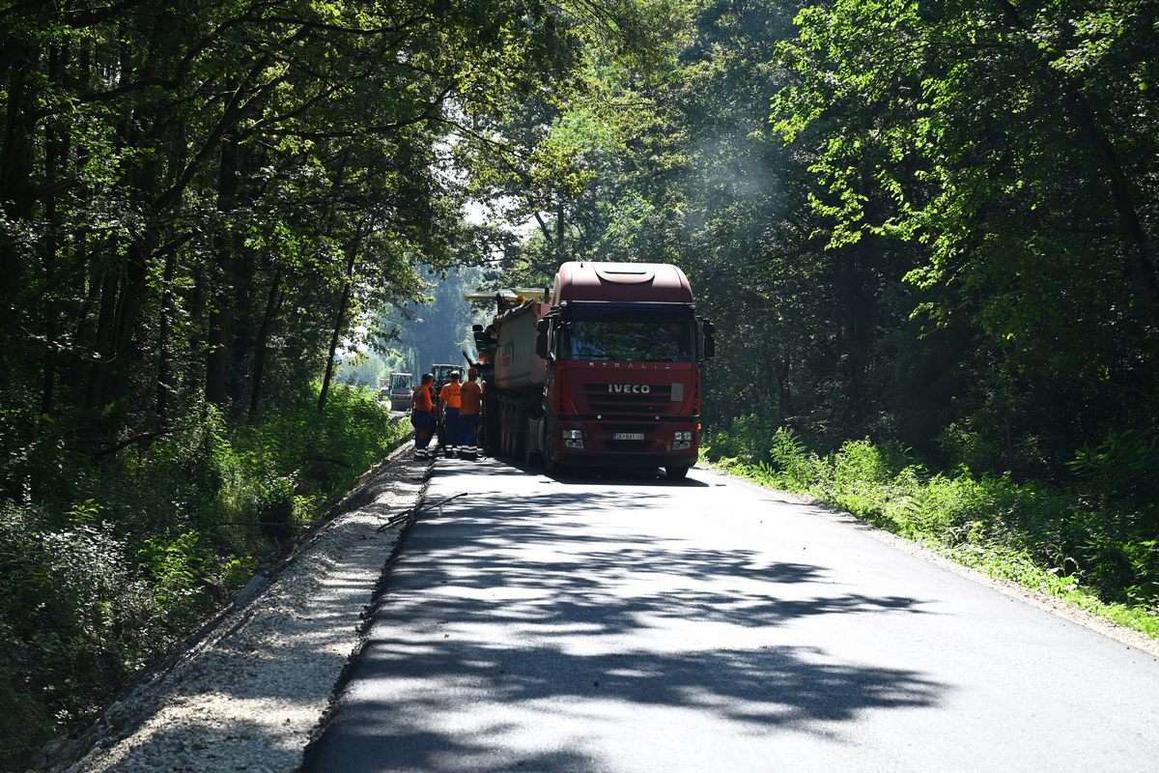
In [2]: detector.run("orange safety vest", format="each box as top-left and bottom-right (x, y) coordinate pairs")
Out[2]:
(460, 381), (482, 415)
(412, 385), (433, 413)
(439, 381), (462, 409)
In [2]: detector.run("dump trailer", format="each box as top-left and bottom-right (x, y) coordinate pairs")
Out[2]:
(471, 262), (714, 480)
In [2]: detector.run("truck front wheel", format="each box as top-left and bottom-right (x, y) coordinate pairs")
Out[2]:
(665, 465), (689, 481)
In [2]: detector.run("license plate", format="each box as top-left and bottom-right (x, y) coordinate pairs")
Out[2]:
(612, 432), (645, 441)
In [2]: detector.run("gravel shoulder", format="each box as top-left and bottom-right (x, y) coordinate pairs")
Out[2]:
(50, 445), (430, 772)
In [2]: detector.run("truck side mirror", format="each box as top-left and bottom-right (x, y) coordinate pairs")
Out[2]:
(702, 320), (715, 360)
(535, 319), (549, 359)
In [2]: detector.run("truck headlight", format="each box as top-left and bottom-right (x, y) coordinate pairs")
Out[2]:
(562, 429), (584, 449)
(672, 430), (693, 450)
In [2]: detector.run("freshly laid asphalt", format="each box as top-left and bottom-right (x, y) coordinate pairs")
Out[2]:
(304, 457), (1159, 772)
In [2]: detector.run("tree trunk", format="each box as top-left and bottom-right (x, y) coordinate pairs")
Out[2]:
(555, 199), (566, 262)
(206, 136), (241, 407)
(318, 240), (360, 413)
(248, 267), (283, 419)
(205, 296), (231, 408)
(227, 144), (260, 410)
(96, 29), (166, 416)
(103, 231), (152, 408)
(84, 261), (120, 414)
(228, 239), (256, 408)
(155, 245), (178, 425)
(1068, 97), (1159, 318)
(0, 36), (38, 383)
(39, 41), (70, 416)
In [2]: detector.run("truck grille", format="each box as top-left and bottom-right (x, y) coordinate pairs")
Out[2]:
(582, 383), (673, 418)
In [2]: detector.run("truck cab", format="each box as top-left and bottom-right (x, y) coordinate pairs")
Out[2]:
(472, 262), (713, 480)
(534, 262), (713, 479)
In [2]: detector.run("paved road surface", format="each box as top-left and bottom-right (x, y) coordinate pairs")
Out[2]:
(304, 458), (1159, 772)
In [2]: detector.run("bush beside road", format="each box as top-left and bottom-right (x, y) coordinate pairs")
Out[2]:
(0, 385), (407, 770)
(56, 449), (428, 773)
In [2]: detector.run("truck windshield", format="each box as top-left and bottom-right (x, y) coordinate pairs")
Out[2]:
(560, 318), (695, 362)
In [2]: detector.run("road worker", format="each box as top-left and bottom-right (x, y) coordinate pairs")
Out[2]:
(411, 374), (436, 459)
(459, 368), (483, 456)
(439, 370), (463, 457)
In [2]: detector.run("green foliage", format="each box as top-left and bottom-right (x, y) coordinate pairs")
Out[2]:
(702, 414), (781, 464)
(1068, 430), (1159, 504)
(769, 429), (821, 492)
(3, 0), (1157, 762)
(0, 503), (161, 764)
(376, 265), (495, 376)
(140, 532), (205, 612)
(0, 386), (405, 769)
(770, 0), (1159, 462)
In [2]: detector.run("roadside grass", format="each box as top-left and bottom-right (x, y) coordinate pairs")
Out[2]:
(702, 426), (1159, 640)
(0, 384), (407, 769)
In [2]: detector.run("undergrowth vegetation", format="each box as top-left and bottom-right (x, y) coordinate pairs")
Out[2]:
(0, 385), (406, 768)
(705, 420), (1159, 639)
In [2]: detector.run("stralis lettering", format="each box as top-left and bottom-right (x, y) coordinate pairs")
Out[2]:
(608, 384), (652, 394)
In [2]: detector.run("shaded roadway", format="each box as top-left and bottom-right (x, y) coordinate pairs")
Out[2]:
(304, 459), (1159, 772)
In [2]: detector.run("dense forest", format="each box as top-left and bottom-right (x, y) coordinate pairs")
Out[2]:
(1, 0), (1156, 767)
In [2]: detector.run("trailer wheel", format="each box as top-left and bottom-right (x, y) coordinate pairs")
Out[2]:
(543, 445), (560, 477)
(484, 412), (499, 456)
(540, 424), (558, 476)
(500, 405), (513, 458)
(664, 465), (689, 481)
(520, 414), (534, 466)
(521, 416), (543, 468)
(510, 407), (523, 460)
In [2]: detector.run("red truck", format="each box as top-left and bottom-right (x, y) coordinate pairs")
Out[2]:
(472, 261), (714, 479)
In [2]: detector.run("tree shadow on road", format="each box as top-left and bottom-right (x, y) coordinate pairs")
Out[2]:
(303, 483), (945, 771)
